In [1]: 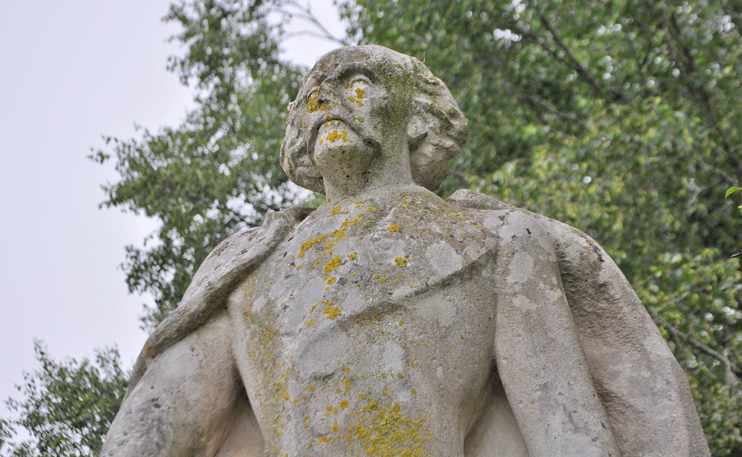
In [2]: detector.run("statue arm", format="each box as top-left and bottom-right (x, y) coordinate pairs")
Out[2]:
(102, 207), (315, 456)
(536, 216), (710, 457)
(449, 189), (709, 455)
(101, 313), (264, 456)
(127, 206), (314, 393)
(493, 211), (620, 457)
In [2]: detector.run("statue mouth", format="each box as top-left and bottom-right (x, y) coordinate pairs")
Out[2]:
(309, 116), (353, 150)
(317, 117), (346, 130)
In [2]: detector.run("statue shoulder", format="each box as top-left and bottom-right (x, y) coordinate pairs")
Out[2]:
(182, 206), (315, 303)
(446, 189), (552, 243)
(128, 206), (315, 393)
(447, 189), (606, 263)
(446, 188), (515, 211)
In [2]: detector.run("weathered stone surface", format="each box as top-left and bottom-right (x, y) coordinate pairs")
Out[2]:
(102, 45), (710, 456)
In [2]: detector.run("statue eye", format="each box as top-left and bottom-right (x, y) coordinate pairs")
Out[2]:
(348, 76), (371, 88)
(305, 87), (322, 113)
(346, 76), (371, 103)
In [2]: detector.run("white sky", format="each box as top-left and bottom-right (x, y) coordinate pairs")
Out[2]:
(0, 0), (344, 421)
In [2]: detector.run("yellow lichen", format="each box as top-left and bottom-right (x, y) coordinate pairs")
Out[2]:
(296, 264), (303, 270)
(344, 399), (432, 456)
(307, 90), (322, 113)
(326, 276), (337, 286)
(348, 251), (358, 261)
(395, 257), (408, 267)
(298, 234), (327, 258)
(324, 255), (342, 273)
(386, 225), (401, 232)
(322, 305), (341, 320)
(331, 226), (347, 239)
(329, 204), (342, 216)
(325, 130), (350, 143)
(340, 400), (350, 409)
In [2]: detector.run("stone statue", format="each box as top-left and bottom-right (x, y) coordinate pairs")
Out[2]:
(102, 45), (710, 457)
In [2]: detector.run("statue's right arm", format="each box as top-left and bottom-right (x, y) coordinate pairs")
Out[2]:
(100, 312), (264, 457)
(101, 208), (314, 456)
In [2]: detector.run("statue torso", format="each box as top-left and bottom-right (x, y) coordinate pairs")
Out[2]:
(227, 190), (507, 456)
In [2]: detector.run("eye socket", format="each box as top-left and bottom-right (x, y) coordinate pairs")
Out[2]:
(347, 75), (372, 88)
(306, 87), (320, 102)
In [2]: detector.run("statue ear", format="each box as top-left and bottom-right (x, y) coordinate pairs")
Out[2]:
(407, 113), (445, 191)
(407, 115), (427, 153)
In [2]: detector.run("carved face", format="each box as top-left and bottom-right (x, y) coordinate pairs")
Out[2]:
(299, 65), (402, 181)
(280, 45), (468, 194)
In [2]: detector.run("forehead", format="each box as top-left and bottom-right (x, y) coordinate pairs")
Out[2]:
(304, 61), (374, 88)
(302, 47), (405, 89)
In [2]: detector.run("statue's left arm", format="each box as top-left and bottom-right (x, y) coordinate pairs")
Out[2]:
(493, 210), (621, 457)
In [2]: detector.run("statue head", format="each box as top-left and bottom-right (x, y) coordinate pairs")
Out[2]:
(280, 45), (468, 194)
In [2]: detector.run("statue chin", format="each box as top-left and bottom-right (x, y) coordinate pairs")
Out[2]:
(313, 130), (377, 185)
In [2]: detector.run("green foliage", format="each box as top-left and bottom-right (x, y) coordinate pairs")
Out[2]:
(90, 0), (306, 330)
(728, 186), (742, 216)
(0, 342), (128, 457)
(344, 0), (742, 453)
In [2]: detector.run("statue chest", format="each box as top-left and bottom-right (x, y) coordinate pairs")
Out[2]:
(227, 199), (502, 454)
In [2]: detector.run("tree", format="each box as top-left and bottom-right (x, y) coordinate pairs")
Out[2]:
(0, 342), (128, 457)
(89, 0), (309, 330)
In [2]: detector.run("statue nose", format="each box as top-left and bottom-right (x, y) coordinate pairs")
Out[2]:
(317, 79), (340, 106)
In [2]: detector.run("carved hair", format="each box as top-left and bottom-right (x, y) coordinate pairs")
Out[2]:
(280, 45), (468, 193)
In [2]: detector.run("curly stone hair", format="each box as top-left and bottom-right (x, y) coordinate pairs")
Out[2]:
(280, 45), (468, 193)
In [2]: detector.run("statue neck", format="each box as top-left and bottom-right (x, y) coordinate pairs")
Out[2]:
(320, 143), (417, 202)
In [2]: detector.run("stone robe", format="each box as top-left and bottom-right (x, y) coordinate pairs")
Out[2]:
(112, 190), (708, 457)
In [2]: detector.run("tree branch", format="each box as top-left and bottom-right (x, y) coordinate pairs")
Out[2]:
(650, 308), (741, 385)
(537, 12), (605, 100)
(277, 1), (348, 46)
(660, 4), (742, 182)
(507, 82), (584, 127)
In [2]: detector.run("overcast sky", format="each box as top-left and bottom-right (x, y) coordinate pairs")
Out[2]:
(0, 0), (343, 420)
